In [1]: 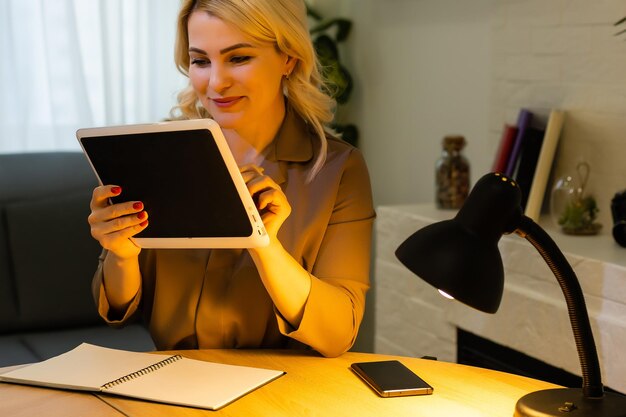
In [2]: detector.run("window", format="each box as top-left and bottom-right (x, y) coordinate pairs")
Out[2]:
(0, 0), (186, 153)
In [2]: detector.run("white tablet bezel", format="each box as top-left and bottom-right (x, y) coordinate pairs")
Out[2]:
(76, 119), (269, 249)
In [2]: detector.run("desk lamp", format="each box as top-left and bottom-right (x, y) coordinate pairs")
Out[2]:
(395, 172), (626, 416)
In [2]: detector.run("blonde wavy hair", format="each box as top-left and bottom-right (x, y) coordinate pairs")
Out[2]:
(171, 0), (336, 180)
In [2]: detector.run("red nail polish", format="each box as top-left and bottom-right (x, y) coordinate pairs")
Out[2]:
(137, 211), (147, 220)
(140, 220), (148, 227)
(133, 202), (143, 210)
(111, 186), (122, 195)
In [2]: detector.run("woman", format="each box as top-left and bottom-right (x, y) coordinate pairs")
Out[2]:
(88, 0), (374, 358)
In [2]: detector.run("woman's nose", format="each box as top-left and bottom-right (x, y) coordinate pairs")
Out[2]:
(209, 64), (232, 93)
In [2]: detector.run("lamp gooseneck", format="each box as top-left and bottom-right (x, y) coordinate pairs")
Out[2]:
(516, 215), (603, 399)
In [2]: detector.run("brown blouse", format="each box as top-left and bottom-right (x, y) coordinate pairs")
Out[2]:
(92, 108), (375, 357)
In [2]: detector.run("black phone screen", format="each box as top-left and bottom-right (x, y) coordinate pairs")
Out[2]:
(351, 360), (433, 397)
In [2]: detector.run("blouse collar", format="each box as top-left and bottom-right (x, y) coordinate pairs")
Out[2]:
(265, 105), (314, 163)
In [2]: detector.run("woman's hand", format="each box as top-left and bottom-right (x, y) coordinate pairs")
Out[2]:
(240, 165), (309, 328)
(240, 164), (291, 240)
(88, 185), (148, 259)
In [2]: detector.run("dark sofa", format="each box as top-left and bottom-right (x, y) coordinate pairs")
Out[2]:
(0, 152), (154, 367)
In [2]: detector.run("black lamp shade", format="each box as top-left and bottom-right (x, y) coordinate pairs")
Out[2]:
(395, 173), (523, 314)
(395, 220), (504, 313)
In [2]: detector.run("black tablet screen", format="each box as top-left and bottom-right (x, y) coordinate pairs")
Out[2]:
(81, 129), (252, 238)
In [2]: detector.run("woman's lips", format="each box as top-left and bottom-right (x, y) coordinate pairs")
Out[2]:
(211, 96), (243, 108)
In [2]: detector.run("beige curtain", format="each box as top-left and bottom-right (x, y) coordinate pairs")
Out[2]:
(0, 0), (185, 153)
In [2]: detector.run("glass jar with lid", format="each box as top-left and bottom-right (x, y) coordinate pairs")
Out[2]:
(435, 135), (470, 209)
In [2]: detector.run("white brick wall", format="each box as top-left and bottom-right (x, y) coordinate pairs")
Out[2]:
(374, 205), (458, 361)
(317, 0), (625, 213)
(490, 0), (626, 228)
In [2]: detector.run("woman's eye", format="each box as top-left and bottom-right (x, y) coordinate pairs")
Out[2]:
(190, 58), (209, 67)
(230, 55), (251, 64)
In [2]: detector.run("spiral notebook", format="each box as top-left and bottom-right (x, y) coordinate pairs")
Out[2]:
(0, 343), (284, 410)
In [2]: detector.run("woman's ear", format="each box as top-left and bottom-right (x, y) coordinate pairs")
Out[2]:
(284, 55), (297, 77)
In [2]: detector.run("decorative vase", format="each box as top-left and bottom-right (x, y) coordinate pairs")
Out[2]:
(550, 161), (601, 235)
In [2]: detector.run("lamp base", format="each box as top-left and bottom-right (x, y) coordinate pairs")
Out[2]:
(514, 388), (626, 417)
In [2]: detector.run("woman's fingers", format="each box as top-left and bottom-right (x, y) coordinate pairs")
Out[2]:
(256, 187), (291, 215)
(89, 198), (145, 225)
(239, 167), (291, 238)
(239, 164), (264, 176)
(90, 207), (148, 238)
(90, 185), (122, 210)
(88, 185), (148, 257)
(245, 175), (281, 198)
(90, 209), (148, 257)
(242, 173), (285, 210)
(95, 219), (148, 250)
(239, 164), (282, 208)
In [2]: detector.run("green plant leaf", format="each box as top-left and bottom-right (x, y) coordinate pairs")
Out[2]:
(332, 123), (359, 146)
(306, 4), (323, 21)
(314, 34), (339, 61)
(305, 3), (358, 146)
(310, 19), (352, 42)
(334, 19), (352, 42)
(334, 65), (353, 103)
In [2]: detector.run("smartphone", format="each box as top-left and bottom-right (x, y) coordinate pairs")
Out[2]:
(351, 360), (433, 397)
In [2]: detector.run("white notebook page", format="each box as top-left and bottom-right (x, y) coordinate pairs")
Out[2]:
(104, 356), (284, 410)
(0, 344), (173, 391)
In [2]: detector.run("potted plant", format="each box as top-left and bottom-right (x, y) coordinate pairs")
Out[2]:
(307, 5), (358, 146)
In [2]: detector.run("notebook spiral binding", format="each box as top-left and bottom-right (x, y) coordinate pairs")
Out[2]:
(101, 354), (183, 390)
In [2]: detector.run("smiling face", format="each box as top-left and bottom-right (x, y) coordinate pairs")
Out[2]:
(187, 11), (294, 145)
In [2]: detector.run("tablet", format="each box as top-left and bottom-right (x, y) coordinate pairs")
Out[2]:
(76, 119), (269, 249)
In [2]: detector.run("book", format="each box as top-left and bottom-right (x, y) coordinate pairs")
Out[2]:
(504, 109), (534, 177)
(0, 343), (284, 410)
(513, 127), (545, 209)
(524, 109), (566, 222)
(492, 124), (518, 173)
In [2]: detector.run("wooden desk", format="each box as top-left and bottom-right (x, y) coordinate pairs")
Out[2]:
(0, 380), (124, 417)
(1, 349), (559, 416)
